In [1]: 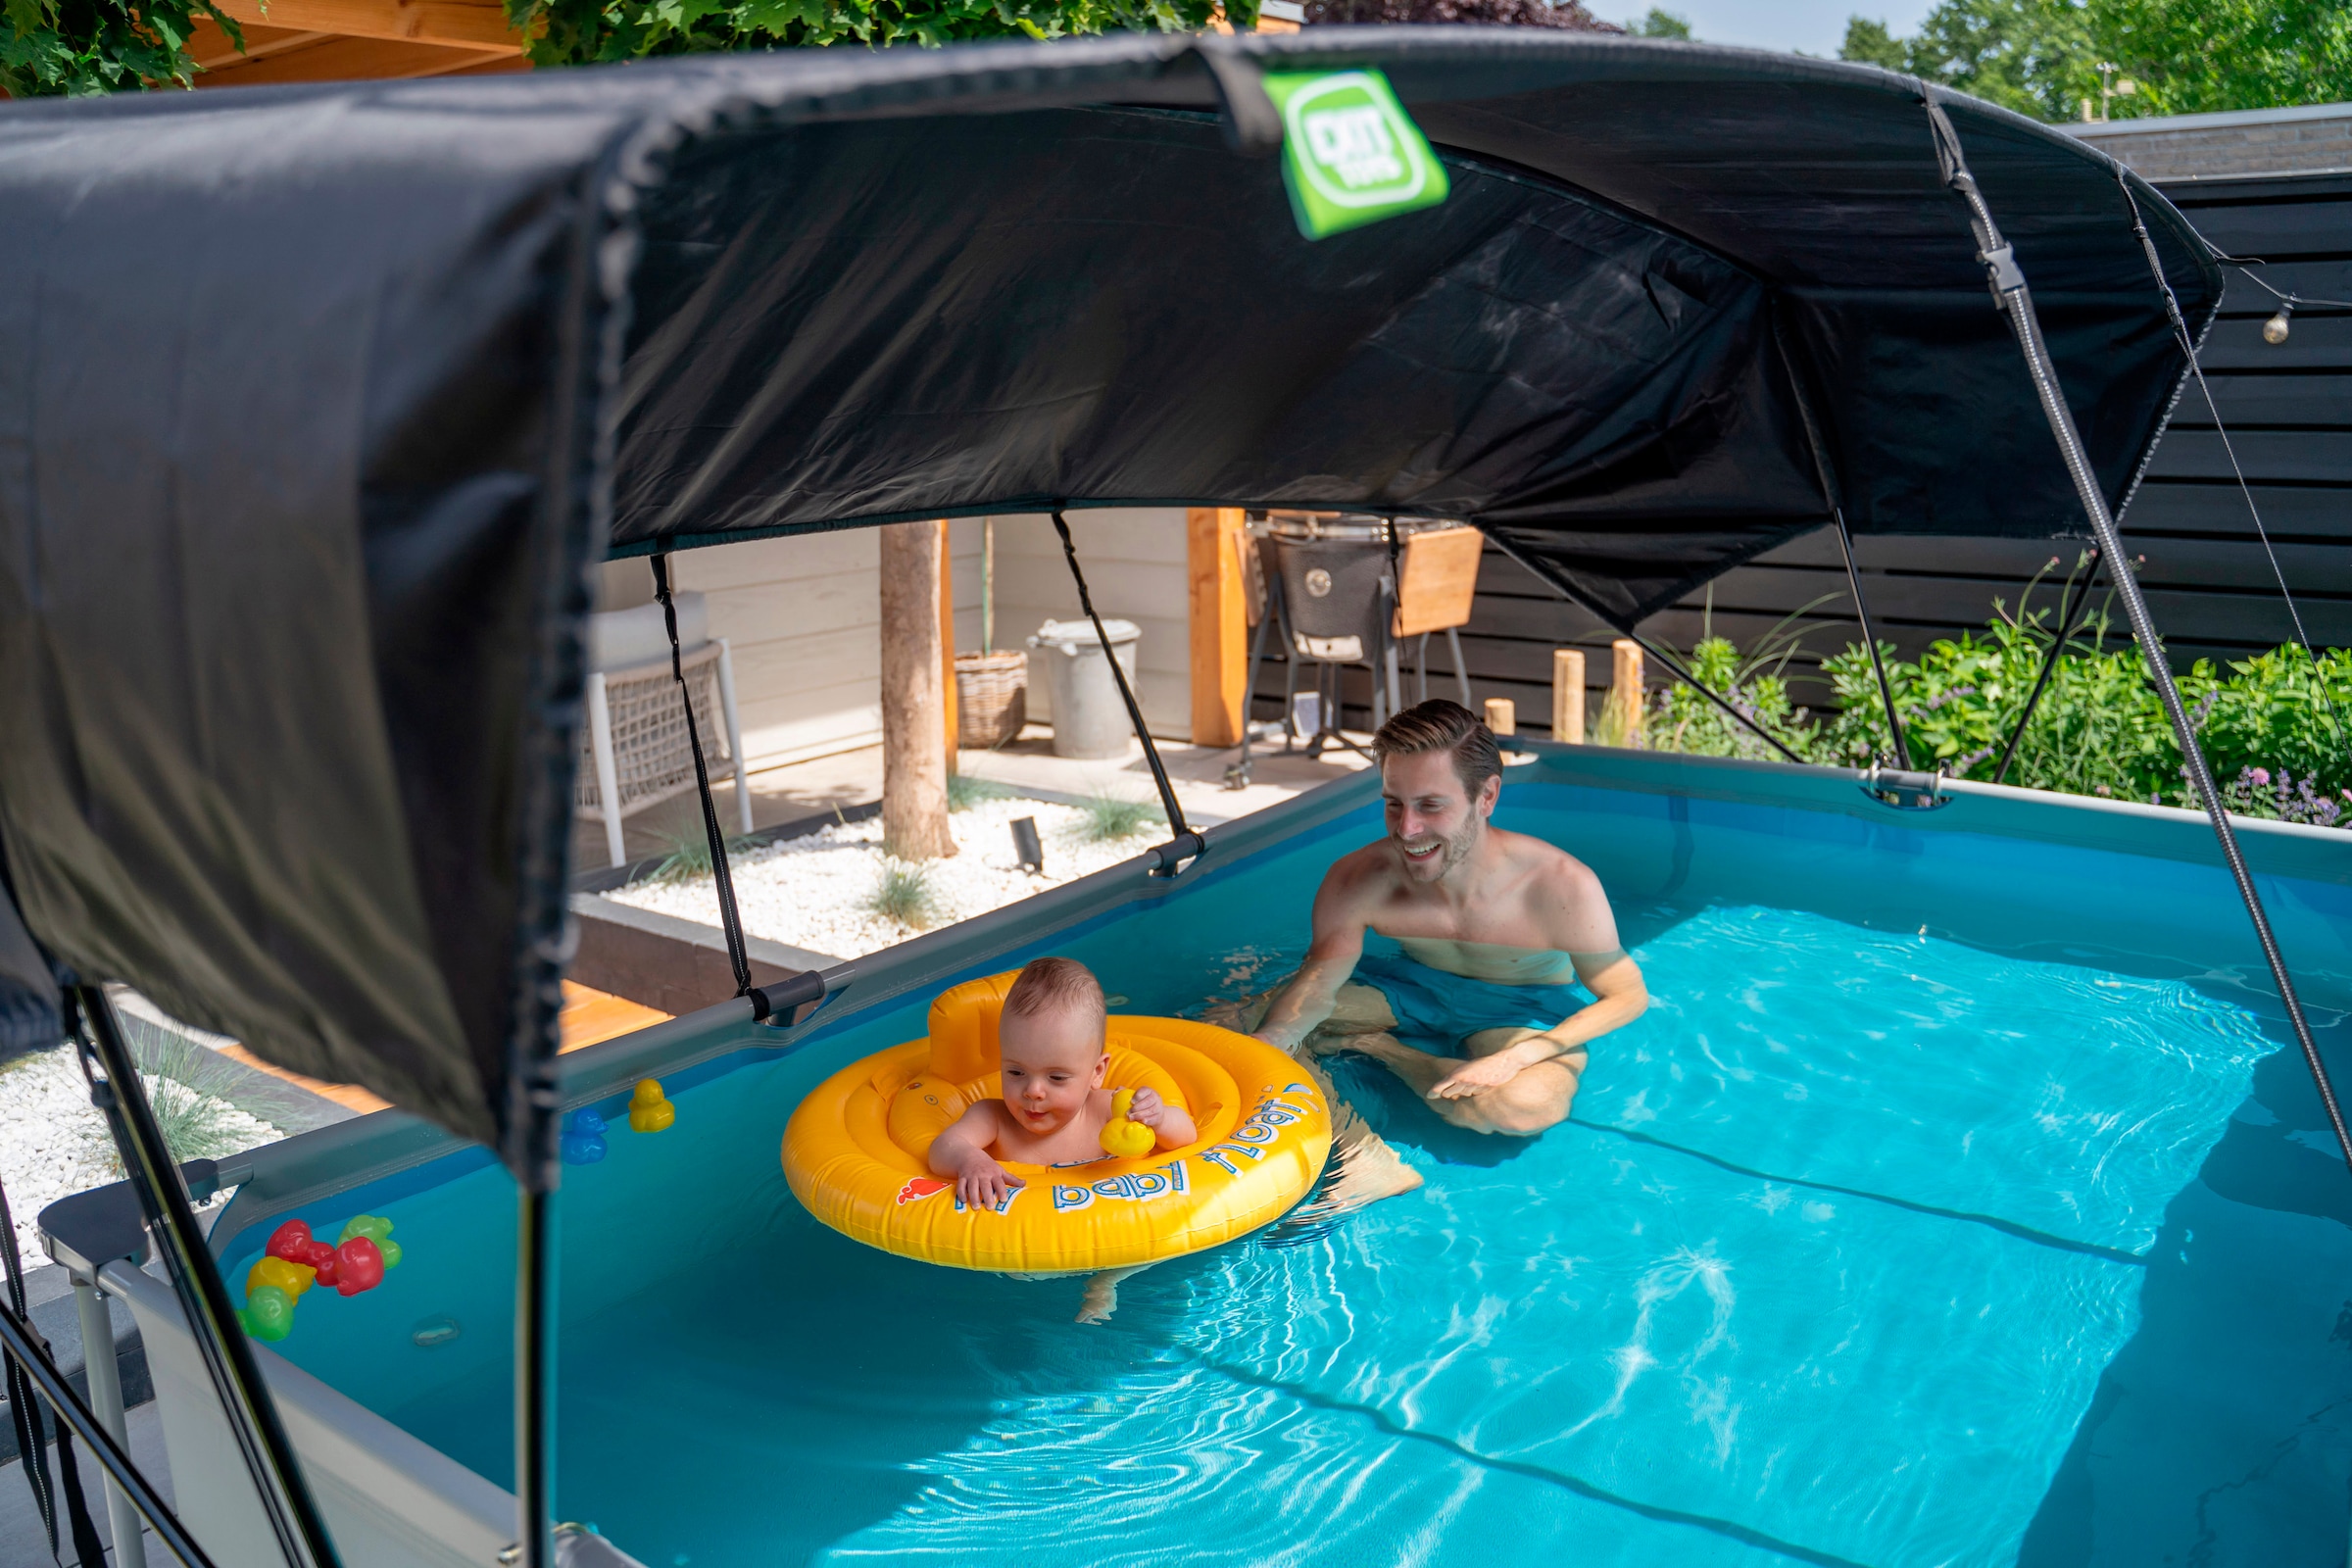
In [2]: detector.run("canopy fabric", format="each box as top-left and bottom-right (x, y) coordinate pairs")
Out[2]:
(0, 31), (2218, 1176)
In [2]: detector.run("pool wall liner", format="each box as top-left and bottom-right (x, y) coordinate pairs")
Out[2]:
(72, 746), (2347, 1567)
(202, 744), (2349, 1267)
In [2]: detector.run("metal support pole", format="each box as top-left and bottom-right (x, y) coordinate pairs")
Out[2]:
(514, 1185), (558, 1568)
(1925, 96), (2352, 1181)
(74, 1275), (149, 1568)
(1831, 514), (1910, 767)
(73, 986), (337, 1568)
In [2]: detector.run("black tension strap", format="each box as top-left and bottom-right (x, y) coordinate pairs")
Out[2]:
(1925, 96), (2352, 1179)
(650, 555), (752, 997)
(1049, 511), (1204, 874)
(1773, 315), (1909, 771)
(1993, 549), (2103, 787)
(1478, 531), (1808, 766)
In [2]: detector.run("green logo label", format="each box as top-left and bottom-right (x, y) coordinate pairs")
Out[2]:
(1264, 69), (1449, 241)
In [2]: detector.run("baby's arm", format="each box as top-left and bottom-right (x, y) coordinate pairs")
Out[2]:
(1123, 1087), (1197, 1150)
(928, 1102), (1022, 1207)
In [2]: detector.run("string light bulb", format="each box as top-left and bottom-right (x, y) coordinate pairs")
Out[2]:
(2263, 302), (2294, 345)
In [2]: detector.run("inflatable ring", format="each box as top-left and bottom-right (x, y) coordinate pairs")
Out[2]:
(783, 971), (1332, 1272)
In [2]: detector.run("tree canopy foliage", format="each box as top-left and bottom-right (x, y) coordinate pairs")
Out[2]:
(2, 0), (232, 95)
(1840, 0), (2352, 122)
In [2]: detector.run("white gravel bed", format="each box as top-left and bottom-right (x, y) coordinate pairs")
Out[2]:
(0, 1046), (279, 1279)
(606, 796), (1159, 960)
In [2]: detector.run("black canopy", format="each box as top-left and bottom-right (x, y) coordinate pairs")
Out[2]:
(0, 31), (2218, 1177)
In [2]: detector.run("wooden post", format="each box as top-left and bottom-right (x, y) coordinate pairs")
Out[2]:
(1609, 638), (1645, 747)
(1187, 507), (1249, 747)
(880, 520), (956, 859)
(1551, 649), (1586, 743)
(938, 518), (958, 768)
(1484, 697), (1516, 736)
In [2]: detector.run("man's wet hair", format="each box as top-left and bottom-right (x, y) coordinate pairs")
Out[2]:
(1003, 956), (1107, 1035)
(1373, 699), (1503, 798)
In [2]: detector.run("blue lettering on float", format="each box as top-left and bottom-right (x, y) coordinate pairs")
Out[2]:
(1166, 1159), (1188, 1193)
(1131, 1172), (1169, 1199)
(1214, 1142), (1266, 1163)
(1232, 1123), (1277, 1145)
(1053, 1185), (1095, 1211)
(1200, 1149), (1242, 1177)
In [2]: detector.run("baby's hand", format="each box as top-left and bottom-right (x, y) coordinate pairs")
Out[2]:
(955, 1151), (1022, 1210)
(1126, 1087), (1166, 1128)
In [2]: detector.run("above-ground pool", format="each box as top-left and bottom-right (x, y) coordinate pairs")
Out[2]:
(210, 750), (2352, 1568)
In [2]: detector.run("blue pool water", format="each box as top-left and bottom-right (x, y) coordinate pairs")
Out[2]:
(242, 782), (2352, 1566)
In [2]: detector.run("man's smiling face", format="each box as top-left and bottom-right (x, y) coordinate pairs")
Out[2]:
(1381, 748), (1497, 883)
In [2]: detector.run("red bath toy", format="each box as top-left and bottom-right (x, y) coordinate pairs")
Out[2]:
(267, 1219), (342, 1286)
(331, 1236), (385, 1297)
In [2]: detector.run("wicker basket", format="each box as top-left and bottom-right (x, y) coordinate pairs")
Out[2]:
(955, 649), (1028, 749)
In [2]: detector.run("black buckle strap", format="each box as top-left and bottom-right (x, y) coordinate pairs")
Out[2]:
(650, 556), (752, 999)
(1048, 510), (1193, 848)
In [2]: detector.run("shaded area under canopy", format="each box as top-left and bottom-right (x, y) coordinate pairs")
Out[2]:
(0, 30), (2217, 1168)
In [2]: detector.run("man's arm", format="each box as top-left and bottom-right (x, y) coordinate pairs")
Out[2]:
(1252, 858), (1373, 1054)
(1428, 855), (1648, 1099)
(1426, 951), (1647, 1097)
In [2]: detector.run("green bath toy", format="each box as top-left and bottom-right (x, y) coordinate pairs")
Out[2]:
(240, 1284), (294, 1342)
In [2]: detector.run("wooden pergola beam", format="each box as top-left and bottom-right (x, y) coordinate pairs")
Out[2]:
(201, 0), (529, 53)
(193, 32), (515, 84)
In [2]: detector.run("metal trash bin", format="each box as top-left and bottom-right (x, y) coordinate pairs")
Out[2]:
(1027, 616), (1142, 759)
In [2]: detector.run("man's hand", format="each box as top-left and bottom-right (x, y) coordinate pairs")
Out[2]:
(1427, 1052), (1529, 1101)
(953, 1149), (1022, 1210)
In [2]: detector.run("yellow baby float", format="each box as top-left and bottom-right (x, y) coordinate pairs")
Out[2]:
(782, 971), (1332, 1272)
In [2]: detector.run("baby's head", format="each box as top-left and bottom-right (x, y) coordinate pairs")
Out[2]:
(997, 957), (1108, 1135)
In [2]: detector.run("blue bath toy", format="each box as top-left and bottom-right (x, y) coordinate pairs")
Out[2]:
(562, 1108), (609, 1165)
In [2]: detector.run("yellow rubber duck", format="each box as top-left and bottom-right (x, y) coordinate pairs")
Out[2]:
(1099, 1088), (1155, 1159)
(629, 1078), (676, 1134)
(247, 1254), (316, 1302)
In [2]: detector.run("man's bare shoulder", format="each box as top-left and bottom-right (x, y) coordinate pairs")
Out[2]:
(1491, 827), (1616, 936)
(1319, 839), (1402, 899)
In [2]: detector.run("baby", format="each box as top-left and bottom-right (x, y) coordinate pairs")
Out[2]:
(926, 956), (1197, 1211)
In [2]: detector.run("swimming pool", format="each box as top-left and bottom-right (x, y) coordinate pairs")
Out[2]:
(208, 751), (2352, 1567)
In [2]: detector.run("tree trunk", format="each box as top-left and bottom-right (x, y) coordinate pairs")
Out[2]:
(879, 520), (956, 860)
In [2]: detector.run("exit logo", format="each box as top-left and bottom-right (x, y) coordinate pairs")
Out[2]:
(1265, 69), (1449, 240)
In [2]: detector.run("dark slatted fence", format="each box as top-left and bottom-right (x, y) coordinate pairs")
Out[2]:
(1254, 168), (2351, 734)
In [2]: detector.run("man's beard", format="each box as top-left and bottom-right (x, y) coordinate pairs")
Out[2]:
(1399, 814), (1481, 877)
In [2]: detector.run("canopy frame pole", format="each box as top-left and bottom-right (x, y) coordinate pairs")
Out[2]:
(0, 1171), (108, 1566)
(1478, 531), (1806, 765)
(1925, 96), (2352, 1181)
(651, 553), (752, 998)
(1992, 548), (2102, 787)
(70, 986), (339, 1568)
(0, 1256), (218, 1568)
(1049, 510), (1203, 873)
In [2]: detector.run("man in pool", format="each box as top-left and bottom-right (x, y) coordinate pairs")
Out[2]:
(1244, 699), (1647, 1170)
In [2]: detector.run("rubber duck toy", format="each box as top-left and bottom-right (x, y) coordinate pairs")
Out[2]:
(1099, 1088), (1156, 1159)
(247, 1254), (316, 1303)
(267, 1218), (343, 1288)
(562, 1108), (609, 1164)
(239, 1285), (295, 1342)
(628, 1079), (675, 1134)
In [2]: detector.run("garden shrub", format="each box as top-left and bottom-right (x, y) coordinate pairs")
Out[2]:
(1642, 561), (2351, 823)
